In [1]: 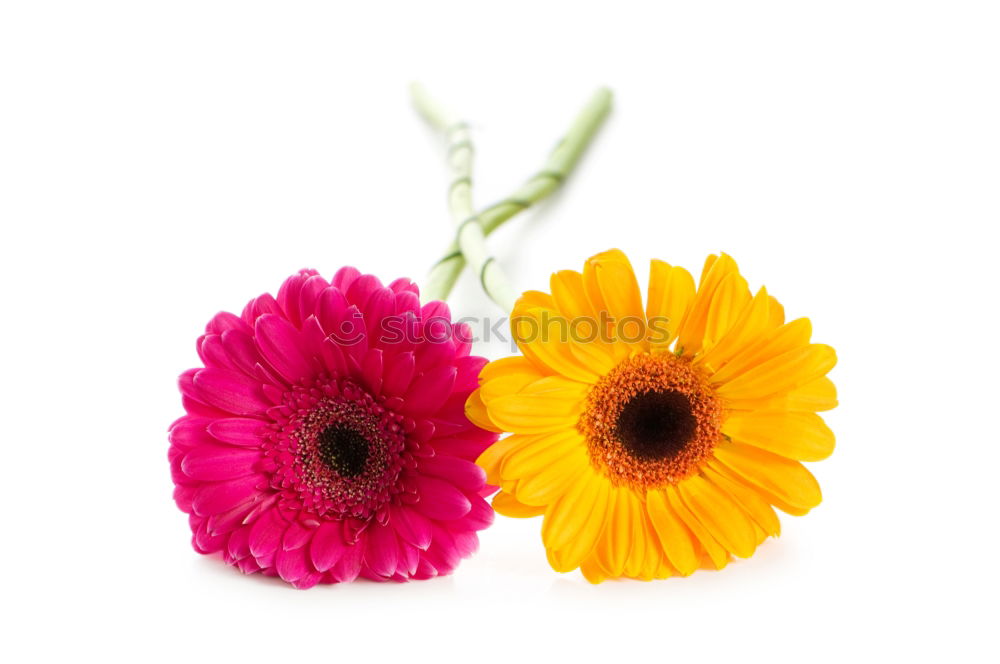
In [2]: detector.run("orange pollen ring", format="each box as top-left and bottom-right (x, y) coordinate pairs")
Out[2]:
(577, 352), (723, 489)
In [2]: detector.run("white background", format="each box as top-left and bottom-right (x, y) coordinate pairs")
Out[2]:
(2, 1), (998, 661)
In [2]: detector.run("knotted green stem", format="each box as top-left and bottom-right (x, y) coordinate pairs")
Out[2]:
(413, 85), (613, 307)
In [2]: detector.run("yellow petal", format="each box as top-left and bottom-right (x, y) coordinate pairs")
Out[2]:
(465, 389), (501, 433)
(480, 372), (542, 405)
(514, 289), (556, 310)
(638, 509), (666, 580)
(485, 376), (588, 434)
(768, 295), (785, 328)
(541, 469), (606, 551)
(697, 286), (773, 372)
(590, 250), (646, 346)
(712, 441), (822, 512)
(701, 271), (752, 352)
(702, 464), (781, 536)
(645, 260), (696, 352)
(512, 305), (603, 383)
(582, 250), (638, 360)
(723, 411), (835, 461)
(623, 492), (650, 578)
(501, 428), (588, 480)
(579, 557), (608, 584)
(566, 335), (619, 377)
(478, 355), (548, 384)
(676, 253), (741, 356)
(709, 317), (812, 386)
(548, 479), (611, 572)
(654, 557), (677, 580)
(476, 434), (532, 484)
(514, 450), (588, 506)
(522, 285), (619, 378)
(707, 459), (810, 516)
(492, 491), (546, 518)
(595, 487), (634, 577)
(746, 376), (838, 412)
(677, 475), (757, 559)
(645, 489), (699, 575)
(666, 485), (730, 569)
(717, 343), (837, 404)
(550, 269), (598, 322)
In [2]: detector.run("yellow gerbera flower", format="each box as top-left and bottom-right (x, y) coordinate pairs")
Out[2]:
(467, 250), (837, 583)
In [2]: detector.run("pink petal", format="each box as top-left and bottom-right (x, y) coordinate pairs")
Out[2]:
(173, 484), (196, 512)
(182, 394), (231, 419)
(317, 286), (349, 331)
(301, 315), (347, 375)
(453, 322), (473, 357)
(192, 474), (264, 516)
(181, 445), (259, 481)
(276, 544), (311, 583)
(227, 523), (252, 560)
(254, 314), (314, 384)
(421, 300), (451, 321)
(198, 334), (236, 371)
(389, 505), (432, 550)
(331, 266), (361, 291)
(432, 393), (484, 434)
(364, 523), (399, 578)
(454, 355), (488, 392)
(236, 557), (264, 575)
(345, 274), (383, 309)
(388, 277), (419, 296)
(291, 571), (323, 589)
(431, 432), (498, 461)
(413, 475), (471, 521)
(449, 529), (480, 558)
(464, 494), (494, 531)
(219, 329), (266, 378)
(413, 558), (437, 580)
(332, 540), (364, 582)
(298, 274), (330, 320)
(422, 525), (459, 574)
(309, 522), (347, 572)
(394, 290), (421, 316)
(397, 539), (420, 576)
(282, 521), (314, 551)
(362, 287), (395, 348)
(317, 288), (367, 366)
(248, 508), (286, 566)
(360, 348), (383, 395)
(382, 351), (415, 397)
(418, 455), (486, 493)
(206, 311), (250, 335)
(206, 418), (265, 447)
(192, 368), (270, 416)
(168, 416), (214, 450)
(276, 270), (320, 327)
(192, 516), (226, 554)
(402, 366), (457, 415)
(241, 293), (281, 327)
(415, 335), (456, 372)
(207, 498), (258, 536)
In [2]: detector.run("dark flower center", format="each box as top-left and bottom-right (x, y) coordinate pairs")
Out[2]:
(317, 424), (370, 477)
(614, 390), (697, 461)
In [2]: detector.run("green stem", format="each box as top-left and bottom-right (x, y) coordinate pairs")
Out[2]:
(419, 87), (613, 304)
(412, 83), (519, 311)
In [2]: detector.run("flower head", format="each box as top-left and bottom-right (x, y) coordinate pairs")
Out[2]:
(169, 268), (497, 588)
(469, 250), (837, 582)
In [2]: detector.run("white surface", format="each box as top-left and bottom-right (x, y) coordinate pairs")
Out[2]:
(2, 1), (998, 661)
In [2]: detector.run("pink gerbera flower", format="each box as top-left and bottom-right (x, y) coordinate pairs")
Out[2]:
(168, 268), (498, 588)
